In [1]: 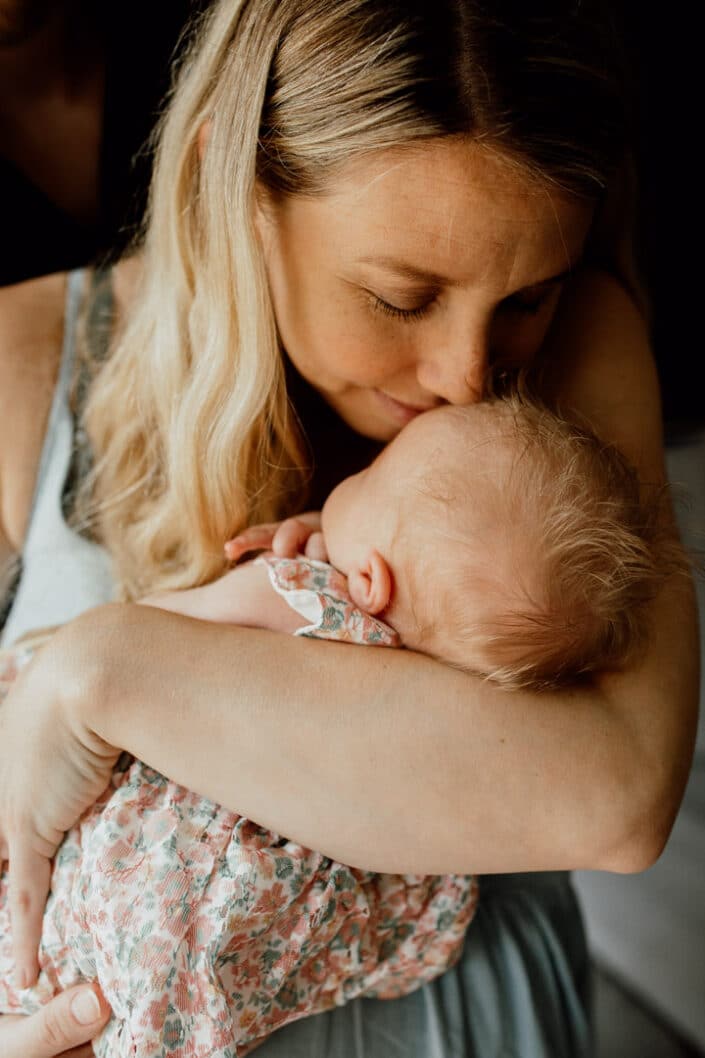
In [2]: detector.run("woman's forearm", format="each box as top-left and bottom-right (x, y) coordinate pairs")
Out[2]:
(65, 572), (699, 876)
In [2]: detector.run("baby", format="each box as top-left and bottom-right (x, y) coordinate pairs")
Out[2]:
(0, 395), (673, 1057)
(151, 393), (669, 690)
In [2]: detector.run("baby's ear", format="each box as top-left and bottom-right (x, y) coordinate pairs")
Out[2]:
(347, 549), (392, 615)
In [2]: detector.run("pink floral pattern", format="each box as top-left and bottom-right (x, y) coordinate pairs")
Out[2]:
(0, 564), (477, 1057)
(258, 555), (400, 646)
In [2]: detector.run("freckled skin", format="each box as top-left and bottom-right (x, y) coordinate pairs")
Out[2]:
(258, 138), (593, 442)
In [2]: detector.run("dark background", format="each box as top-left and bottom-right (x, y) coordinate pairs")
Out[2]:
(617, 3), (698, 426)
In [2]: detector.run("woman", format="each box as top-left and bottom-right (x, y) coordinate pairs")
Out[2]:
(0, 1), (699, 1055)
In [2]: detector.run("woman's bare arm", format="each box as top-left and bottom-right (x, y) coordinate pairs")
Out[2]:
(62, 274), (697, 878)
(64, 567), (691, 878)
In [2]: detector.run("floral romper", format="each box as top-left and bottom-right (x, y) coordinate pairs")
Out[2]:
(0, 556), (478, 1058)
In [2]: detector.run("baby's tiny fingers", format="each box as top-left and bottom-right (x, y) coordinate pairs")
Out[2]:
(272, 518), (318, 558)
(304, 532), (328, 562)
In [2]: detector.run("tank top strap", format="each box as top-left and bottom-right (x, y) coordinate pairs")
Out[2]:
(85, 266), (116, 362)
(60, 266), (115, 524)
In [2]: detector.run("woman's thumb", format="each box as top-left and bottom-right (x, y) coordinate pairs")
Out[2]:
(18, 984), (110, 1057)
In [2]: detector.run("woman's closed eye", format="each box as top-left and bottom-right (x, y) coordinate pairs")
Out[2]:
(368, 283), (561, 324)
(368, 292), (436, 322)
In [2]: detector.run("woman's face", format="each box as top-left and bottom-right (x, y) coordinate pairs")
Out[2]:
(258, 138), (593, 442)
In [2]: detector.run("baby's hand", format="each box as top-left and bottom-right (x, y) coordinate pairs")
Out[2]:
(224, 513), (327, 563)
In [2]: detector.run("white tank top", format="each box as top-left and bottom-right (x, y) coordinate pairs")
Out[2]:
(0, 269), (116, 647)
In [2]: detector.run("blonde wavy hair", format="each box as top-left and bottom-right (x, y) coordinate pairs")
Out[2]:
(81, 0), (633, 599)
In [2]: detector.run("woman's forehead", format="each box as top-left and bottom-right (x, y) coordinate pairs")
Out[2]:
(281, 139), (594, 291)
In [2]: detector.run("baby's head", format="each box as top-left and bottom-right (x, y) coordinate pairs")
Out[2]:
(321, 396), (677, 689)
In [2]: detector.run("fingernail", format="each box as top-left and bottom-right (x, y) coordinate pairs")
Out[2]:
(71, 988), (102, 1025)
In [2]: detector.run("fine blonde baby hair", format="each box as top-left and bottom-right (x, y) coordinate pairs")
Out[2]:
(409, 396), (686, 690)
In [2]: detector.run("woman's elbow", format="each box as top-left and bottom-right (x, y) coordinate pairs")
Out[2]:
(595, 644), (699, 875)
(598, 752), (692, 875)
(600, 811), (672, 875)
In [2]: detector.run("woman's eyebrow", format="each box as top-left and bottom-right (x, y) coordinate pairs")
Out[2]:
(357, 255), (574, 289)
(356, 255), (449, 286)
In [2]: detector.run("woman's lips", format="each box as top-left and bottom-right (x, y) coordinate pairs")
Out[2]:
(374, 389), (439, 425)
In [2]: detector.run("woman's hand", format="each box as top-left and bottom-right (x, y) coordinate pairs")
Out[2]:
(0, 984), (111, 1057)
(0, 622), (122, 988)
(224, 511), (326, 562)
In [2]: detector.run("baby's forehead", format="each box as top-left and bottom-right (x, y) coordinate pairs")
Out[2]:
(407, 401), (518, 445)
(390, 402), (522, 482)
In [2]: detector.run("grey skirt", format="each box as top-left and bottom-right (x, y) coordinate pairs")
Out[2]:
(254, 871), (592, 1058)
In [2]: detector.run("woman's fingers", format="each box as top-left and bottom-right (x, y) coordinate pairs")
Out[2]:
(7, 839), (52, 989)
(0, 985), (110, 1057)
(0, 1016), (95, 1058)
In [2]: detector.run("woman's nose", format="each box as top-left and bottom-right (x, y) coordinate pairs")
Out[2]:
(416, 331), (489, 405)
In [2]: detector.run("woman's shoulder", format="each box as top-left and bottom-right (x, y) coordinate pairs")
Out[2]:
(541, 268), (663, 477)
(0, 271), (70, 551)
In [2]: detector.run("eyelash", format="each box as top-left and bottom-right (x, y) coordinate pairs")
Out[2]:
(370, 289), (554, 323)
(370, 295), (433, 322)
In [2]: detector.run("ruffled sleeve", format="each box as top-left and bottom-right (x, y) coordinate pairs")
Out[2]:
(257, 555), (400, 647)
